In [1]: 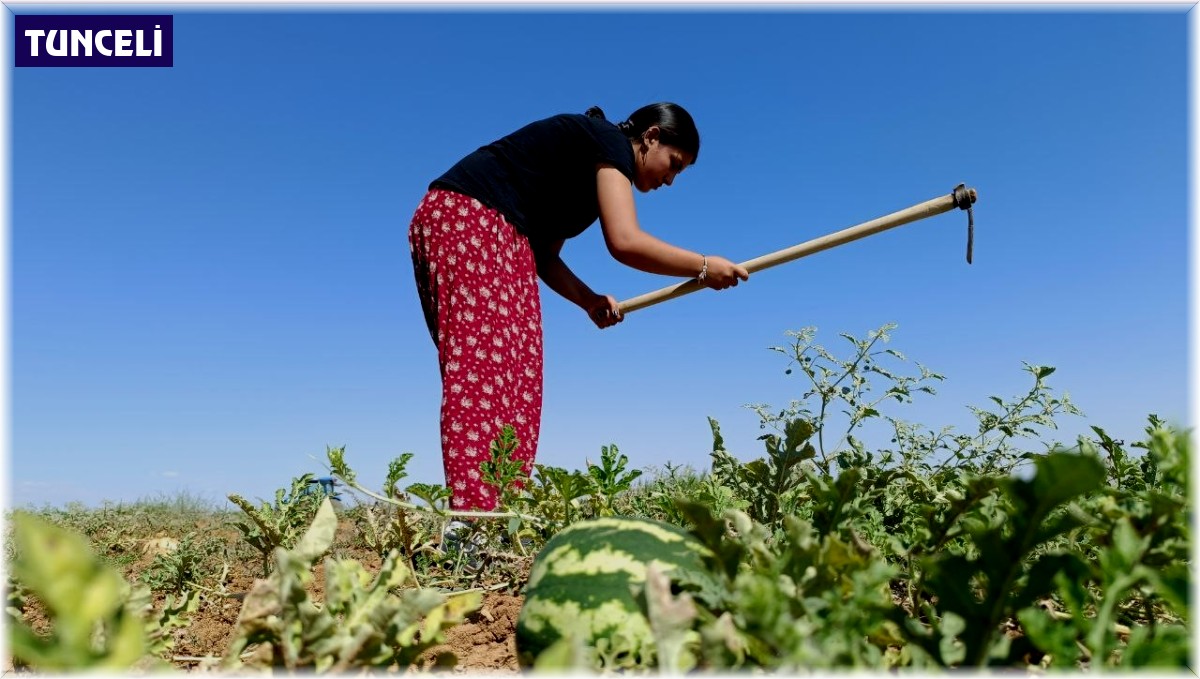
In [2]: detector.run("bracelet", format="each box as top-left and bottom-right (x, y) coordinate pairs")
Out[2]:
(698, 255), (708, 281)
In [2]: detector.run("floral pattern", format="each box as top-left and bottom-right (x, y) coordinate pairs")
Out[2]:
(408, 189), (543, 511)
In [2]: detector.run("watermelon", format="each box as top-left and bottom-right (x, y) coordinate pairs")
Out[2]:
(515, 516), (715, 667)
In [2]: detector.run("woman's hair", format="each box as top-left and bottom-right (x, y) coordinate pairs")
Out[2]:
(585, 103), (700, 162)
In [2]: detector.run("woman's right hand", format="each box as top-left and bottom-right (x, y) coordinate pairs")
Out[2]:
(584, 294), (624, 329)
(699, 255), (750, 290)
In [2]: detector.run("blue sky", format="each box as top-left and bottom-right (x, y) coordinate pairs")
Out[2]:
(7, 7), (1190, 508)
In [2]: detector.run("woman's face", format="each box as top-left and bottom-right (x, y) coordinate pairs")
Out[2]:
(633, 127), (694, 193)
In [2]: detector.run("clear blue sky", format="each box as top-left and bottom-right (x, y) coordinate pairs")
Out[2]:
(8, 8), (1190, 508)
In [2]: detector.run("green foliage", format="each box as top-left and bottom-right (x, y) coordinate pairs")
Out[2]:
(19, 492), (229, 575)
(327, 443), (533, 588)
(532, 465), (592, 526)
(942, 363), (1084, 474)
(585, 444), (644, 516)
(751, 323), (944, 475)
(1015, 419), (1191, 668)
(522, 325), (1189, 672)
(619, 462), (746, 526)
(709, 415), (815, 527)
(910, 452), (1108, 665)
(224, 499), (481, 672)
(138, 531), (223, 595)
(345, 452), (443, 576)
(384, 452), (415, 499)
(480, 424), (529, 508)
(7, 323), (1186, 673)
(406, 482), (453, 511)
(131, 587), (201, 660)
(7, 512), (194, 671)
(617, 427), (1190, 671)
(682, 504), (901, 670)
(354, 501), (438, 576)
(228, 473), (327, 575)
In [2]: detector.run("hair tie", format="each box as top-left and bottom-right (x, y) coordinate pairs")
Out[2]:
(617, 120), (635, 134)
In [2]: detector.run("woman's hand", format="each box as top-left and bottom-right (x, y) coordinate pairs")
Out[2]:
(584, 294), (624, 329)
(699, 255), (750, 290)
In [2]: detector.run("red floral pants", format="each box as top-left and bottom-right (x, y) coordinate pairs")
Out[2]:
(408, 189), (543, 511)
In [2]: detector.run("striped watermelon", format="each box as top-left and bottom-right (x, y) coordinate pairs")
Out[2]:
(516, 516), (715, 667)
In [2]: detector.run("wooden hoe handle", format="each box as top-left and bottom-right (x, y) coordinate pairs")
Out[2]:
(617, 184), (978, 316)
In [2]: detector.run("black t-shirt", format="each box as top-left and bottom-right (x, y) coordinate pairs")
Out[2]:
(430, 113), (636, 246)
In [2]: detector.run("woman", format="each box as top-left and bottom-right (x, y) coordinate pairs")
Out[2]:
(408, 102), (749, 511)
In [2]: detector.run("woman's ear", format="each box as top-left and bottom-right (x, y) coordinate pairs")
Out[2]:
(642, 125), (661, 146)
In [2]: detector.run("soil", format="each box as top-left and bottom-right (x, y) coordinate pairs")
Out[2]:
(415, 592), (523, 673)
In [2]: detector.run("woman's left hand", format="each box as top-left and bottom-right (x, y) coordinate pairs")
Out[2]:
(585, 294), (624, 329)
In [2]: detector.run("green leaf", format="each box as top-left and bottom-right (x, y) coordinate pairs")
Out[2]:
(1016, 607), (1080, 667)
(1108, 517), (1146, 572)
(9, 513), (147, 670)
(1139, 563), (1189, 619)
(384, 453), (414, 497)
(1008, 552), (1088, 620)
(642, 563), (698, 673)
(406, 482), (452, 511)
(709, 416), (727, 453)
(327, 446), (356, 485)
(291, 499), (338, 564)
(783, 417), (815, 456)
(1023, 452), (1106, 518)
(1119, 624), (1191, 667)
(675, 500), (744, 581)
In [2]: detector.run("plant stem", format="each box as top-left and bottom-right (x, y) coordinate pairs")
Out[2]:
(333, 475), (544, 524)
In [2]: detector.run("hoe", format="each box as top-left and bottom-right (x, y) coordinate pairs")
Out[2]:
(602, 183), (977, 319)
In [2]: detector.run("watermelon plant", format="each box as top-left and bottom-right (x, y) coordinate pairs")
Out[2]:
(228, 473), (328, 575)
(514, 326), (1189, 671)
(585, 444), (644, 516)
(7, 512), (199, 671)
(224, 499), (481, 672)
(137, 531), (225, 595)
(6, 323), (1189, 673)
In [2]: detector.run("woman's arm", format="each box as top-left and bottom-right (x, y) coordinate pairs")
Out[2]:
(533, 239), (622, 328)
(595, 165), (748, 288)
(533, 239), (593, 308)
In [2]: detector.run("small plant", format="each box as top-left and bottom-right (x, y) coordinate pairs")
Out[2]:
(525, 465), (592, 530)
(931, 363), (1083, 475)
(480, 424), (530, 509)
(138, 531), (222, 595)
(585, 444), (644, 516)
(907, 451), (1109, 666)
(751, 323), (944, 476)
(328, 443), (542, 587)
(351, 454), (445, 581)
(1018, 418), (1190, 668)
(406, 482), (454, 511)
(228, 473), (326, 575)
(708, 415), (815, 528)
(132, 587), (201, 660)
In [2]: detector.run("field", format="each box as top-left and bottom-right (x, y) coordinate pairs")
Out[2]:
(9, 492), (529, 672)
(6, 325), (1192, 673)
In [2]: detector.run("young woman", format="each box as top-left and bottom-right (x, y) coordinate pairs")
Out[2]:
(408, 102), (749, 511)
